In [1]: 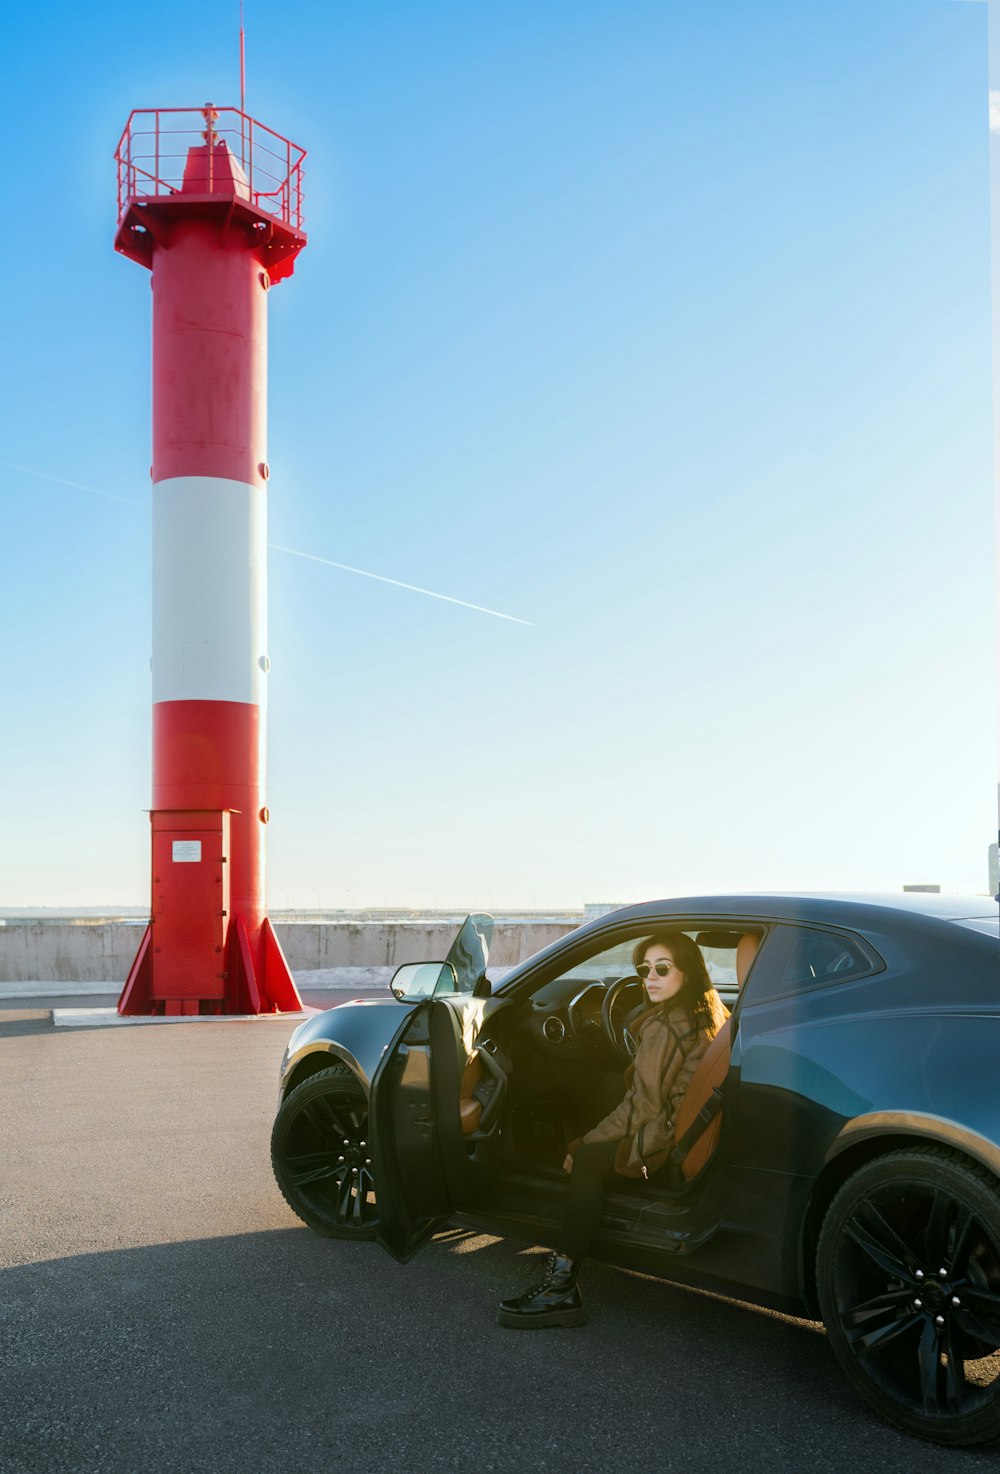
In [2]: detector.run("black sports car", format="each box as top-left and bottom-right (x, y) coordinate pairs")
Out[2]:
(271, 893), (1000, 1446)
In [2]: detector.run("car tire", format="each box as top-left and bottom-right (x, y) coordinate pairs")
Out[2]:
(817, 1145), (1000, 1446)
(271, 1064), (379, 1240)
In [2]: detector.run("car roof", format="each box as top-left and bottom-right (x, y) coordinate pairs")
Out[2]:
(493, 891), (997, 991)
(589, 892), (997, 926)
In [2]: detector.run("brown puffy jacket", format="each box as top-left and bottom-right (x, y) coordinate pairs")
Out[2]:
(578, 993), (727, 1179)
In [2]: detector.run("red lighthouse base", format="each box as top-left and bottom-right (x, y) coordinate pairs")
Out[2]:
(118, 916), (302, 1016)
(118, 808), (303, 1017)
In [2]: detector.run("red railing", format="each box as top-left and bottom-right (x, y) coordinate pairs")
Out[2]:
(115, 106), (305, 233)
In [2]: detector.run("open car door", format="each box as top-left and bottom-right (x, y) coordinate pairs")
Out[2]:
(370, 993), (509, 1262)
(370, 914), (509, 1263)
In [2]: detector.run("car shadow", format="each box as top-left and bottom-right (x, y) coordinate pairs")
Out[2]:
(2, 1229), (995, 1474)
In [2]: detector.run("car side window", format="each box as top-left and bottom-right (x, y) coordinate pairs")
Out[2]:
(746, 924), (881, 1002)
(544, 930), (734, 989)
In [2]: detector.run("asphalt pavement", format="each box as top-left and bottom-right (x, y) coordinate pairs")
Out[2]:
(1, 991), (997, 1474)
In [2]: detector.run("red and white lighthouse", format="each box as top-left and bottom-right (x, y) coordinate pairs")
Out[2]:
(114, 106), (306, 1015)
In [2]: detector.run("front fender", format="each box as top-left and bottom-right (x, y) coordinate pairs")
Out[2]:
(278, 999), (418, 1098)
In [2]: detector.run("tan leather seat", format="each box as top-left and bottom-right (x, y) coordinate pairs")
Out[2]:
(735, 931), (761, 987)
(671, 932), (760, 1179)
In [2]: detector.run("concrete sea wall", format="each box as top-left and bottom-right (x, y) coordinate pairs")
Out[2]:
(0, 921), (576, 984)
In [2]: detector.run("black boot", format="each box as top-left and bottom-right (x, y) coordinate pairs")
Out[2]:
(497, 1252), (587, 1329)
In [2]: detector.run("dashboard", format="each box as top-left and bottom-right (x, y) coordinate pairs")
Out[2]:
(508, 971), (740, 1063)
(517, 974), (643, 1061)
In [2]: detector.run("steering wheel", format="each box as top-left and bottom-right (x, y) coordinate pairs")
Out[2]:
(601, 976), (645, 1061)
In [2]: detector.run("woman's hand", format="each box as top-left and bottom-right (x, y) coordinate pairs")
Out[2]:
(562, 1153), (574, 1174)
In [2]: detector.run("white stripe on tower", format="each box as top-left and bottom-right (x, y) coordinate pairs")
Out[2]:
(152, 476), (268, 705)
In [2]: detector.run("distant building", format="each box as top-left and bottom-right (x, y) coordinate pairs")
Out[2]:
(989, 844), (999, 899)
(902, 884), (940, 894)
(583, 902), (625, 921)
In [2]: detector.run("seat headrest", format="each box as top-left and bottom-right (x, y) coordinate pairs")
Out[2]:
(695, 929), (745, 949)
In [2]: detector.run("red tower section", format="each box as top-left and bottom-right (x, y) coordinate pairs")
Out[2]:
(115, 106), (306, 1016)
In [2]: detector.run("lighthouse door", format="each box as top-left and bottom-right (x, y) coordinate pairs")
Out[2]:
(150, 810), (230, 1002)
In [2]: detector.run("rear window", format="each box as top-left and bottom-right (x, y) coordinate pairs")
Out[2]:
(745, 923), (882, 1002)
(778, 928), (875, 989)
(953, 916), (1000, 939)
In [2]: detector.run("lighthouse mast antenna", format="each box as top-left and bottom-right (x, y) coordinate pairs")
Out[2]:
(239, 0), (246, 115)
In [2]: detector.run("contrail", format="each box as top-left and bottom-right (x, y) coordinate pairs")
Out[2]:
(0, 460), (142, 507)
(2, 460), (533, 626)
(270, 543), (535, 626)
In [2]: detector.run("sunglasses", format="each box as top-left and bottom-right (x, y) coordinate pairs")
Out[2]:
(636, 960), (676, 980)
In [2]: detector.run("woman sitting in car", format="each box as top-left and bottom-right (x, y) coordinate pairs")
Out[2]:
(498, 930), (728, 1328)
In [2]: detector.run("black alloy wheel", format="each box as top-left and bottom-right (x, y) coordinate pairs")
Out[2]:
(817, 1146), (1000, 1446)
(271, 1065), (378, 1239)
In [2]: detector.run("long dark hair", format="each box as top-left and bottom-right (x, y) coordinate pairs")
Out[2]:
(632, 931), (725, 1033)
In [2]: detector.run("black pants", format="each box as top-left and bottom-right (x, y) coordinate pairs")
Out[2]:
(556, 1138), (672, 1260)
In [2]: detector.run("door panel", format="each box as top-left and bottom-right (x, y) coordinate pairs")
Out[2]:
(371, 996), (508, 1263)
(370, 1005), (451, 1262)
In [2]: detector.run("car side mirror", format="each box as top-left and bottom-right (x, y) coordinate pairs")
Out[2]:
(389, 961), (460, 1001)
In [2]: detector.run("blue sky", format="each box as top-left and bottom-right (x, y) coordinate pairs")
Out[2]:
(0, 0), (995, 908)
